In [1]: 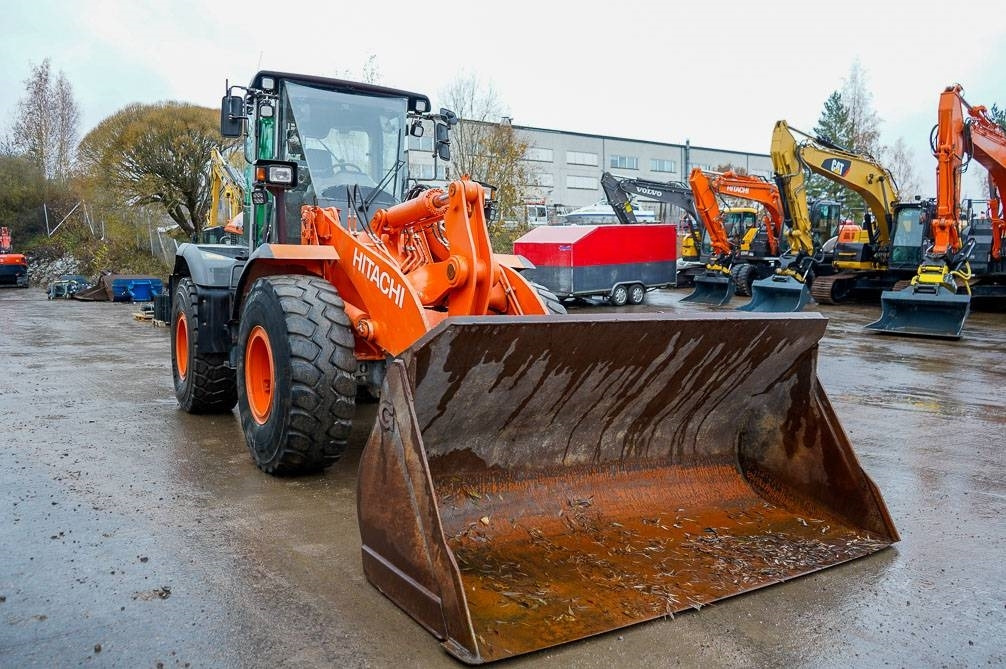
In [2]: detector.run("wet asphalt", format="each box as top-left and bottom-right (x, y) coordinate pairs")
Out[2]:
(0, 287), (1003, 668)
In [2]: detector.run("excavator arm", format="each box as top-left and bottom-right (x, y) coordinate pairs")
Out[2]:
(687, 168), (735, 258)
(708, 170), (783, 256)
(771, 121), (817, 256)
(600, 171), (699, 225)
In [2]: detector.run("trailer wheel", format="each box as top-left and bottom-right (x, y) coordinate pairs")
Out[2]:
(530, 282), (567, 314)
(171, 277), (237, 414)
(609, 284), (629, 307)
(236, 275), (356, 476)
(628, 283), (646, 305)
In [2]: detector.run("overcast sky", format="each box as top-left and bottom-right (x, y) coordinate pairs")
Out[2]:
(3, 0), (1005, 197)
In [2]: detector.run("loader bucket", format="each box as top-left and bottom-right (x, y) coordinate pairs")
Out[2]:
(358, 314), (898, 664)
(864, 285), (970, 339)
(738, 274), (811, 312)
(680, 272), (733, 305)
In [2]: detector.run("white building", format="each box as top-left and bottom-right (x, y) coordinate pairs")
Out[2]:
(409, 120), (773, 223)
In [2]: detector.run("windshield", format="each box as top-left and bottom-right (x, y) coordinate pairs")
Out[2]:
(811, 202), (842, 248)
(281, 81), (408, 223)
(891, 205), (924, 266)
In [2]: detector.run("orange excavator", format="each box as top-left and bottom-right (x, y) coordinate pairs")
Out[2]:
(169, 71), (898, 663)
(0, 227), (29, 288)
(867, 84), (1006, 338)
(682, 168), (783, 304)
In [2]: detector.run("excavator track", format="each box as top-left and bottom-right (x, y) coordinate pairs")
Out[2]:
(810, 272), (856, 305)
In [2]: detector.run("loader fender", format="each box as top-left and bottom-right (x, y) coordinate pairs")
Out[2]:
(230, 243), (338, 320)
(171, 243), (247, 355)
(358, 312), (898, 663)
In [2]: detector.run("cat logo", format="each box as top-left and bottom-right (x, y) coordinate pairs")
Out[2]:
(822, 158), (852, 177)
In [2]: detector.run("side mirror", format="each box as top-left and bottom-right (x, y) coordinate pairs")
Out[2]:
(220, 95), (244, 137)
(435, 122), (451, 162)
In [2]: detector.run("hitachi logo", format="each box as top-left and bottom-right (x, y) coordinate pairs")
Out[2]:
(352, 248), (405, 308)
(636, 186), (664, 197)
(724, 185), (750, 194)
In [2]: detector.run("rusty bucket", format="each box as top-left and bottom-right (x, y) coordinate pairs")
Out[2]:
(358, 313), (898, 663)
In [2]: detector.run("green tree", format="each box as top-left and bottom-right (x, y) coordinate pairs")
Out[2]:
(77, 102), (227, 236)
(806, 91), (854, 206)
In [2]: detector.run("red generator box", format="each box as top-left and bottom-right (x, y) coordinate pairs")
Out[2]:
(513, 224), (677, 305)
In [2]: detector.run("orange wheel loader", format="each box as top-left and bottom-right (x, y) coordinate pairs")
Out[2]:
(169, 71), (898, 663)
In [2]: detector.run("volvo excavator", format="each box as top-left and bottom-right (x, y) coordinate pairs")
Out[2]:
(599, 171), (705, 285)
(168, 71), (897, 663)
(684, 168), (784, 303)
(867, 84), (1006, 338)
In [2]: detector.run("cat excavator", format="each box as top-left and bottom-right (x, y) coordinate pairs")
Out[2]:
(684, 168), (784, 303)
(867, 84), (1006, 338)
(168, 70), (897, 663)
(200, 148), (246, 244)
(746, 123), (927, 311)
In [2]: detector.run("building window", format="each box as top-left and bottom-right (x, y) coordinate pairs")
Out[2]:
(525, 147), (554, 162)
(610, 155), (638, 170)
(528, 172), (554, 188)
(413, 163), (448, 180)
(408, 135), (434, 152)
(567, 175), (598, 190)
(651, 158), (677, 173)
(566, 151), (598, 166)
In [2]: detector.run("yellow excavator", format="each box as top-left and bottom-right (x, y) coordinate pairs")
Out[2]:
(170, 70), (899, 663)
(744, 120), (925, 312)
(200, 148), (246, 244)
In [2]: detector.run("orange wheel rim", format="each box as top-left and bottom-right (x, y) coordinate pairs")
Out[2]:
(175, 312), (189, 380)
(245, 325), (275, 425)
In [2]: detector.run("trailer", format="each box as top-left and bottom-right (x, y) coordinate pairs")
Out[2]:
(513, 224), (677, 305)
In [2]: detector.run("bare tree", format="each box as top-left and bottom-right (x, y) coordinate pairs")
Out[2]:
(8, 59), (80, 182)
(841, 61), (882, 156)
(878, 137), (921, 200)
(439, 73), (532, 227)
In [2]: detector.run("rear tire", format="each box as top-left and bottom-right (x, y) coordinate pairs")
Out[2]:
(236, 275), (357, 476)
(530, 282), (567, 314)
(628, 283), (646, 305)
(609, 284), (629, 307)
(171, 278), (237, 413)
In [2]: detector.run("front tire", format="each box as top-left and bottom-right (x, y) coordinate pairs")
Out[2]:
(172, 278), (237, 413)
(530, 282), (567, 314)
(236, 275), (356, 476)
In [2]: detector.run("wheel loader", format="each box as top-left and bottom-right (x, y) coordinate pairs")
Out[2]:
(169, 71), (898, 663)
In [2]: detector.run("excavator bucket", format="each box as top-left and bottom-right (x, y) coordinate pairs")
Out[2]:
(864, 285), (970, 338)
(358, 313), (898, 664)
(738, 275), (811, 312)
(680, 272), (733, 305)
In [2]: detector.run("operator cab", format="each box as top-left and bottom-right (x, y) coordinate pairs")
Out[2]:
(223, 71), (453, 246)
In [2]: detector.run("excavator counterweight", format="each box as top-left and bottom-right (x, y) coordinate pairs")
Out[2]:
(360, 313), (898, 663)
